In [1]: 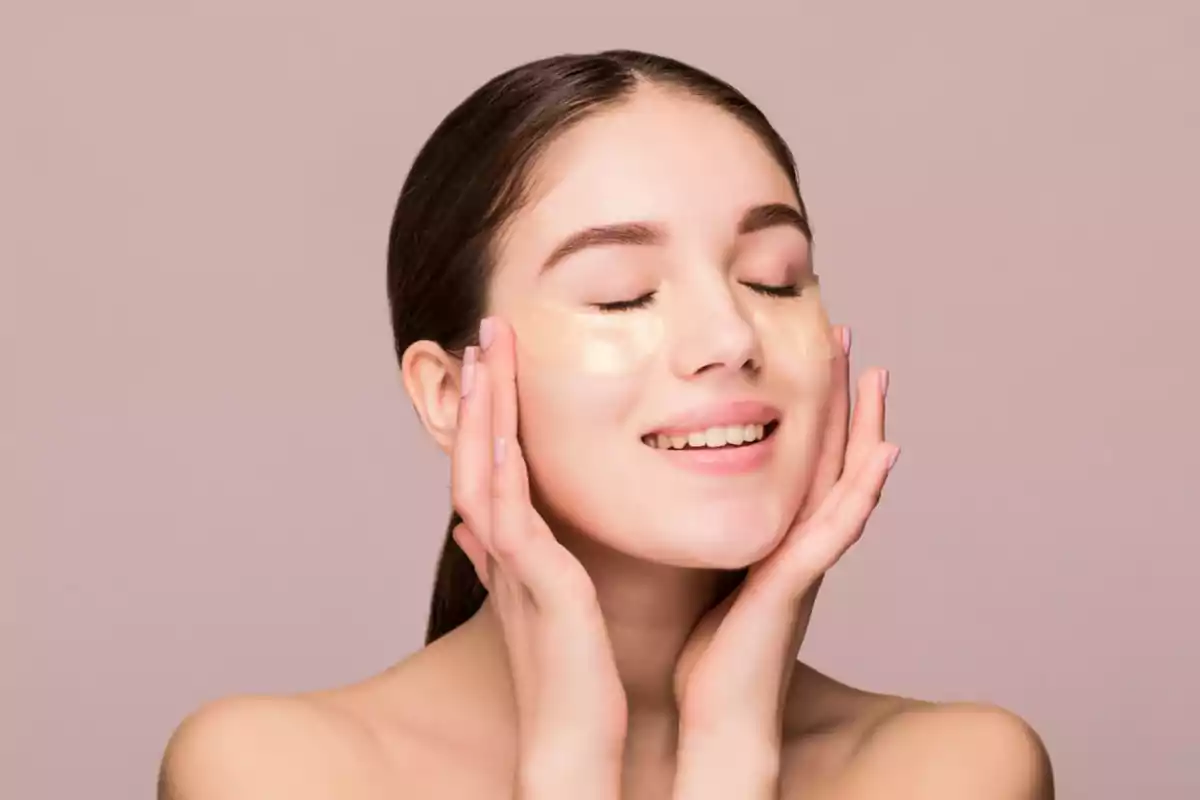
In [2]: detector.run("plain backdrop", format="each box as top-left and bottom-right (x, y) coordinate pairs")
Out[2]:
(4, 2), (1198, 798)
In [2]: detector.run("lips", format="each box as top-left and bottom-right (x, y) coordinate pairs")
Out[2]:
(640, 400), (781, 451)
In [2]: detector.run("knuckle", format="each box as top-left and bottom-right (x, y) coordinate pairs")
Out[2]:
(491, 524), (520, 560)
(851, 472), (884, 507)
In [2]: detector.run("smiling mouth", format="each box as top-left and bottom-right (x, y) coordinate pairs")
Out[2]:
(641, 420), (780, 450)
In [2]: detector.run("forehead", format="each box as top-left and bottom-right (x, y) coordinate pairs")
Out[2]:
(499, 87), (800, 269)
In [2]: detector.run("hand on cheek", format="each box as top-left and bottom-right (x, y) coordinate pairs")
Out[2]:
(671, 324), (901, 800)
(449, 316), (627, 800)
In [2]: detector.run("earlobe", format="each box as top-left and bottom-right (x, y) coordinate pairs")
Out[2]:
(400, 341), (462, 455)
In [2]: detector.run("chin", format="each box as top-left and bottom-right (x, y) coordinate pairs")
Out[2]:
(597, 499), (795, 570)
(677, 505), (792, 568)
(529, 463), (805, 571)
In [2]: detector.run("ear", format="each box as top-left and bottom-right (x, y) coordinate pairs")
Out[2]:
(400, 340), (463, 455)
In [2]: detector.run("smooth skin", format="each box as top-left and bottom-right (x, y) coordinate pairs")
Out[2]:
(158, 88), (1053, 799)
(157, 321), (1052, 799)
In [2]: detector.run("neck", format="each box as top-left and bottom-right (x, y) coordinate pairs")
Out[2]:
(465, 525), (742, 745)
(560, 528), (739, 713)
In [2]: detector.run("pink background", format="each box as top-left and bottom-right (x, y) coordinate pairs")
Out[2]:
(4, 3), (1198, 797)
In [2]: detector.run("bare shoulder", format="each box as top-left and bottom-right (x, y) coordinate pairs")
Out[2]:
(157, 627), (513, 800)
(156, 693), (393, 800)
(780, 666), (1053, 799)
(836, 700), (1054, 798)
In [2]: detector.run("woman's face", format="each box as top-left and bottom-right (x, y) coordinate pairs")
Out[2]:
(488, 87), (838, 569)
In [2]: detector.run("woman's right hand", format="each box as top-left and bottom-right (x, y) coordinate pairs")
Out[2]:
(451, 316), (628, 800)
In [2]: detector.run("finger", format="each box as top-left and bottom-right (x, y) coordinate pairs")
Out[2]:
(449, 345), (494, 547)
(792, 442), (899, 583)
(482, 318), (552, 582)
(824, 442), (898, 555)
(803, 324), (852, 519)
(482, 322), (599, 613)
(483, 317), (526, 545)
(484, 317), (530, 497)
(844, 367), (888, 478)
(451, 522), (493, 593)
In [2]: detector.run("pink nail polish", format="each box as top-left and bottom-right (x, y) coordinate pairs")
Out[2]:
(493, 436), (506, 467)
(879, 369), (889, 397)
(479, 317), (495, 350)
(841, 327), (852, 355)
(886, 446), (900, 470)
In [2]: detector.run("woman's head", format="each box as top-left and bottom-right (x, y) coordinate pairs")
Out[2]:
(388, 51), (837, 642)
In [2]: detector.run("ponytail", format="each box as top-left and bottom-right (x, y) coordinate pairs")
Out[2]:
(424, 510), (488, 644)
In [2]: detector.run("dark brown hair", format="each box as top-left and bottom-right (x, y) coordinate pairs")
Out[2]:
(385, 50), (808, 645)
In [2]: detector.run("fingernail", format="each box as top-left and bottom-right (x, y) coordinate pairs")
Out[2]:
(840, 327), (852, 355)
(879, 369), (889, 397)
(479, 317), (495, 351)
(460, 347), (477, 398)
(493, 436), (506, 467)
(886, 446), (900, 471)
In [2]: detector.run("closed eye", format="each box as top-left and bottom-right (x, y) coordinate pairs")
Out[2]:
(742, 281), (802, 298)
(594, 279), (805, 312)
(594, 291), (657, 312)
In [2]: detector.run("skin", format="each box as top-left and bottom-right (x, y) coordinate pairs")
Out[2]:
(157, 86), (1054, 799)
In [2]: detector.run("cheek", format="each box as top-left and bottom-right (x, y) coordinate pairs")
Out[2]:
(790, 352), (837, 402)
(509, 305), (665, 376)
(781, 357), (835, 459)
(752, 286), (838, 364)
(509, 304), (657, 450)
(514, 365), (646, 525)
(513, 359), (643, 459)
(753, 285), (839, 399)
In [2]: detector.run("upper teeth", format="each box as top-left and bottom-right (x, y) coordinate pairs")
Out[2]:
(647, 424), (768, 450)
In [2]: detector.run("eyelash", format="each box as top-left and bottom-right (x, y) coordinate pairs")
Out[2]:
(594, 282), (801, 313)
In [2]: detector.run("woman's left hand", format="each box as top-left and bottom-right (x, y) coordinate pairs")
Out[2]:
(671, 329), (899, 799)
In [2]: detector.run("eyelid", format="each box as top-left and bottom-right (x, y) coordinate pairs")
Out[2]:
(594, 275), (807, 311)
(593, 291), (657, 312)
(741, 281), (802, 298)
(737, 252), (808, 281)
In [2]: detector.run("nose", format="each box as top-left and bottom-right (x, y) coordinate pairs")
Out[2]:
(669, 282), (761, 379)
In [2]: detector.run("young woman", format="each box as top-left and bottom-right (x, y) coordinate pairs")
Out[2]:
(159, 50), (1054, 799)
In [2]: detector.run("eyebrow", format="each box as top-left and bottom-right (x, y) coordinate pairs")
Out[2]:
(540, 202), (811, 272)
